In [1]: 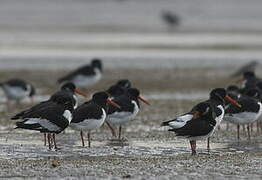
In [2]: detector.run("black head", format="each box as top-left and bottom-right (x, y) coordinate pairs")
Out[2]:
(92, 91), (109, 107)
(210, 88), (227, 104)
(243, 71), (255, 79)
(29, 84), (36, 97)
(61, 82), (76, 92)
(91, 58), (102, 71)
(106, 84), (125, 97)
(226, 85), (239, 93)
(245, 88), (261, 99)
(56, 96), (74, 112)
(127, 88), (140, 99)
(116, 79), (132, 89)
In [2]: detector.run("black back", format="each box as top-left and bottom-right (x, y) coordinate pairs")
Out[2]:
(57, 59), (102, 83)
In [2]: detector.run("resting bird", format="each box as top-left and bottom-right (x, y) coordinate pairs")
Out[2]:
(12, 94), (74, 150)
(106, 88), (150, 140)
(70, 92), (120, 147)
(224, 88), (262, 140)
(0, 78), (35, 106)
(161, 88), (241, 155)
(11, 82), (87, 147)
(57, 58), (103, 88)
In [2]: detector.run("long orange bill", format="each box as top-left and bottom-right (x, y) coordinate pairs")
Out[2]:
(225, 95), (242, 108)
(74, 88), (88, 98)
(138, 96), (150, 105)
(107, 99), (121, 109)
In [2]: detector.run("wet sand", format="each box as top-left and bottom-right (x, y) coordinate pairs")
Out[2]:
(0, 65), (261, 179)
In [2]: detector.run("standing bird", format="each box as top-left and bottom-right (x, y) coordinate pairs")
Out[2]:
(70, 92), (120, 147)
(11, 82), (87, 146)
(57, 59), (103, 88)
(106, 88), (150, 140)
(224, 89), (262, 140)
(0, 78), (35, 106)
(12, 95), (74, 150)
(161, 88), (241, 155)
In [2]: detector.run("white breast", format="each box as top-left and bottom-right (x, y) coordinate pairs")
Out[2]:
(70, 108), (106, 131)
(72, 68), (102, 88)
(63, 110), (73, 123)
(168, 114), (193, 129)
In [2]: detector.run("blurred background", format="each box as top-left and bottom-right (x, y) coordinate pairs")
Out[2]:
(1, 0), (262, 69)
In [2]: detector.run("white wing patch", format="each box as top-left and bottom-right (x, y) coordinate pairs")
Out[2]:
(168, 114), (193, 128)
(24, 118), (41, 125)
(63, 110), (73, 123)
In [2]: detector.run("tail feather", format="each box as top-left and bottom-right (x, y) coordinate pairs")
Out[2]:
(11, 112), (26, 120)
(15, 121), (42, 130)
(161, 119), (174, 126)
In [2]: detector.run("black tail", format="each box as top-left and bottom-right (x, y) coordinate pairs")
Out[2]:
(161, 119), (174, 126)
(11, 112), (25, 120)
(15, 121), (41, 130)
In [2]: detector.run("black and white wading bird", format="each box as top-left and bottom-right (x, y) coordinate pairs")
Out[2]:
(106, 88), (150, 140)
(0, 79), (35, 106)
(12, 94), (75, 150)
(70, 92), (121, 147)
(57, 59), (103, 88)
(224, 88), (262, 140)
(161, 88), (242, 155)
(11, 82), (87, 148)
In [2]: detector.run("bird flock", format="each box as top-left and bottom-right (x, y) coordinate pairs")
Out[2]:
(0, 59), (261, 155)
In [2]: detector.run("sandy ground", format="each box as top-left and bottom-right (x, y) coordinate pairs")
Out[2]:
(0, 66), (261, 179)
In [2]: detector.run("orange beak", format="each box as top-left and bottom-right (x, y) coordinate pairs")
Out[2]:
(74, 88), (88, 98)
(107, 99), (121, 109)
(138, 96), (150, 105)
(225, 95), (242, 108)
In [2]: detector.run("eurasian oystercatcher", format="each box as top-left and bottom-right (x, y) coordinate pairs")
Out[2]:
(0, 78), (35, 106)
(57, 59), (102, 88)
(11, 82), (87, 147)
(161, 88), (241, 155)
(224, 88), (262, 140)
(106, 88), (150, 140)
(70, 92), (120, 147)
(12, 94), (74, 150)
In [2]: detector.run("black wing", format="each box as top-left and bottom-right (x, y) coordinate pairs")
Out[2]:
(57, 65), (94, 83)
(170, 117), (214, 137)
(11, 100), (52, 120)
(3, 79), (28, 90)
(15, 104), (69, 133)
(226, 97), (259, 114)
(71, 102), (103, 123)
